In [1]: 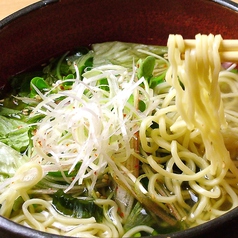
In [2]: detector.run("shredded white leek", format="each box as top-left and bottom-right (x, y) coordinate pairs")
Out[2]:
(30, 64), (154, 193)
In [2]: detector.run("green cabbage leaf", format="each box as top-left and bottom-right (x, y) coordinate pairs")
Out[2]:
(0, 115), (29, 152)
(0, 142), (28, 181)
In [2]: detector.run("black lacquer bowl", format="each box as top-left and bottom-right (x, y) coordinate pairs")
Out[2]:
(0, 0), (238, 237)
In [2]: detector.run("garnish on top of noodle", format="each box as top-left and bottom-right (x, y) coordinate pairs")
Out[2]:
(0, 37), (238, 237)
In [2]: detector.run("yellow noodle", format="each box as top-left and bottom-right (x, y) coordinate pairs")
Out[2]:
(172, 179), (191, 210)
(139, 34), (238, 230)
(95, 199), (124, 237)
(148, 173), (177, 203)
(148, 155), (212, 181)
(189, 195), (209, 221)
(64, 223), (113, 237)
(122, 225), (154, 238)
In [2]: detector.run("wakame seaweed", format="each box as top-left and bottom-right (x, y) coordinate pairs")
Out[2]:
(52, 189), (103, 222)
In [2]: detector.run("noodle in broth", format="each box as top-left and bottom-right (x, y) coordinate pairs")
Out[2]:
(0, 35), (238, 237)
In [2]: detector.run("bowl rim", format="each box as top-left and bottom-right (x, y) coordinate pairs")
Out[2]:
(213, 0), (238, 11)
(0, 0), (59, 29)
(1, 0), (238, 30)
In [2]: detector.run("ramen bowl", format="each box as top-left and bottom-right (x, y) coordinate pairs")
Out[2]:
(0, 0), (238, 237)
